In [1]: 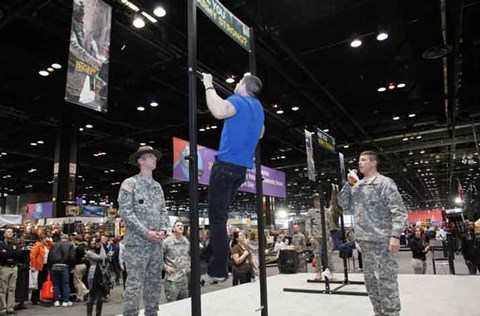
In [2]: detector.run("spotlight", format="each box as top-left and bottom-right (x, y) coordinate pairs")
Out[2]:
(226, 77), (235, 84)
(133, 17), (145, 28)
(376, 32), (389, 41)
(397, 83), (406, 88)
(291, 106), (300, 111)
(378, 87), (387, 92)
(150, 102), (158, 107)
(39, 70), (49, 77)
(153, 6), (167, 17)
(350, 39), (362, 48)
(51, 63), (62, 69)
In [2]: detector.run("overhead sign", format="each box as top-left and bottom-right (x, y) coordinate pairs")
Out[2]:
(197, 0), (252, 52)
(173, 137), (286, 198)
(65, 0), (111, 112)
(316, 128), (336, 153)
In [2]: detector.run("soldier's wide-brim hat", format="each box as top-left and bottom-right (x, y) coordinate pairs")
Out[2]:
(128, 146), (162, 166)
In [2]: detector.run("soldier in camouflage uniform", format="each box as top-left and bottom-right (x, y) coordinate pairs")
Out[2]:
(118, 146), (170, 316)
(163, 220), (190, 302)
(306, 193), (335, 280)
(338, 151), (407, 316)
(291, 224), (307, 272)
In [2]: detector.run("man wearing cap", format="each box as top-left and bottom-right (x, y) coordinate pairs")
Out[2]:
(338, 151), (407, 316)
(306, 193), (335, 280)
(118, 146), (170, 316)
(201, 73), (265, 282)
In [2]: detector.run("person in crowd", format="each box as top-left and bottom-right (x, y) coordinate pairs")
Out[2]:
(410, 226), (430, 274)
(47, 234), (75, 307)
(338, 151), (408, 316)
(0, 228), (22, 315)
(118, 236), (127, 290)
(30, 233), (51, 305)
(462, 220), (480, 274)
(247, 231), (259, 279)
(85, 237), (106, 316)
(306, 193), (335, 280)
(111, 238), (121, 284)
(201, 72), (265, 283)
(163, 221), (190, 302)
(291, 224), (306, 252)
(273, 235), (286, 255)
(118, 145), (169, 316)
(231, 231), (255, 286)
(328, 184), (342, 251)
(73, 235), (89, 302)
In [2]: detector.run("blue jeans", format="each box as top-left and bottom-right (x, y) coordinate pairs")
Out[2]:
(207, 160), (247, 278)
(52, 266), (70, 303)
(330, 230), (341, 250)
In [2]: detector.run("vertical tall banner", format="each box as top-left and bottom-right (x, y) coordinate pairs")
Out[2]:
(65, 0), (111, 112)
(305, 129), (316, 181)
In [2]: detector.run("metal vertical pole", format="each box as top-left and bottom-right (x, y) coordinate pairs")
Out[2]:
(250, 28), (268, 316)
(188, 0), (201, 315)
(338, 152), (349, 282)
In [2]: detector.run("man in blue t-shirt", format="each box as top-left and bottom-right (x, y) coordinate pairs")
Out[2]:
(201, 73), (265, 282)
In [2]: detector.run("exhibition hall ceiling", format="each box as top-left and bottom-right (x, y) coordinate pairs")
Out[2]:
(0, 0), (479, 212)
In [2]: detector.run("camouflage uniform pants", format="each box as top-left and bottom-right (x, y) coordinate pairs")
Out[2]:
(123, 243), (163, 316)
(359, 241), (400, 316)
(164, 278), (189, 302)
(313, 237), (334, 273)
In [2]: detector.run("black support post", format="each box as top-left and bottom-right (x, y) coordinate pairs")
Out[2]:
(187, 0), (202, 315)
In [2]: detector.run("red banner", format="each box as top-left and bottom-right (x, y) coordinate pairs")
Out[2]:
(408, 209), (443, 224)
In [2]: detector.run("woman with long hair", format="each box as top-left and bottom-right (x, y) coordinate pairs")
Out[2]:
(231, 231), (254, 286)
(410, 226), (430, 274)
(85, 237), (106, 316)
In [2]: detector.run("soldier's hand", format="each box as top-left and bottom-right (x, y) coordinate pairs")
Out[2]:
(389, 237), (400, 254)
(243, 250), (250, 256)
(166, 266), (176, 274)
(158, 230), (167, 241)
(146, 231), (163, 243)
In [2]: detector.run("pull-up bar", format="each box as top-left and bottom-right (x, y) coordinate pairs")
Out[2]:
(188, 1), (268, 316)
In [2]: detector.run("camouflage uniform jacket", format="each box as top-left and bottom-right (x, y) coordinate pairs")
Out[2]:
(163, 235), (190, 282)
(305, 207), (330, 238)
(337, 173), (408, 242)
(118, 173), (169, 246)
(291, 232), (306, 252)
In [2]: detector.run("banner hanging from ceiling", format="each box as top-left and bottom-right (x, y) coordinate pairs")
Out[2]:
(65, 0), (111, 112)
(172, 137), (287, 198)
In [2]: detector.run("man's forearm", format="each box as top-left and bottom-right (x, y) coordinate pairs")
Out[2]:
(205, 90), (231, 119)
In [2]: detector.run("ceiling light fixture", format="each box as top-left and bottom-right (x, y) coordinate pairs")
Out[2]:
(388, 83), (396, 90)
(37, 140), (44, 144)
(141, 11), (157, 23)
(79, 128), (84, 132)
(276, 109), (284, 114)
(226, 77), (235, 84)
(408, 113), (416, 118)
(153, 6), (167, 17)
(291, 106), (300, 111)
(343, 145), (349, 149)
(51, 63), (62, 69)
(139, 142), (146, 146)
(420, 149), (426, 154)
(416, 135), (422, 139)
(350, 39), (362, 48)
(378, 87), (387, 92)
(397, 83), (406, 88)
(150, 102), (158, 107)
(244, 72), (251, 77)
(393, 116), (400, 121)
(211, 125), (218, 129)
(132, 17), (145, 28)
(199, 128), (206, 132)
(324, 129), (330, 133)
(376, 32), (389, 41)
(30, 142), (37, 146)
(47, 67), (54, 72)
(85, 124), (93, 129)
(39, 70), (49, 77)
(137, 106), (145, 111)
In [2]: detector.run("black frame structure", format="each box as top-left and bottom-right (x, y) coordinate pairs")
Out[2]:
(188, 1), (268, 315)
(283, 128), (368, 297)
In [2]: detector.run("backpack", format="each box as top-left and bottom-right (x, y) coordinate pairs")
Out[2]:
(95, 262), (113, 295)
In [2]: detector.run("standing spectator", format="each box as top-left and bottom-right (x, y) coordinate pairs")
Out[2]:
(47, 234), (75, 307)
(118, 146), (169, 316)
(201, 73), (265, 283)
(30, 234), (51, 305)
(462, 220), (480, 274)
(118, 236), (127, 290)
(85, 237), (106, 316)
(231, 231), (255, 286)
(328, 184), (342, 251)
(306, 193), (335, 280)
(291, 225), (306, 252)
(73, 235), (89, 301)
(163, 221), (190, 302)
(0, 228), (21, 315)
(410, 227), (430, 274)
(273, 235), (286, 255)
(338, 151), (407, 316)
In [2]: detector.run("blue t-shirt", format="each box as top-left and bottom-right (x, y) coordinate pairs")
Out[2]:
(216, 94), (264, 169)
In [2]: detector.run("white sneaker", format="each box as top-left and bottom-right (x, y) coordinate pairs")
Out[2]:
(54, 301), (60, 307)
(62, 302), (73, 307)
